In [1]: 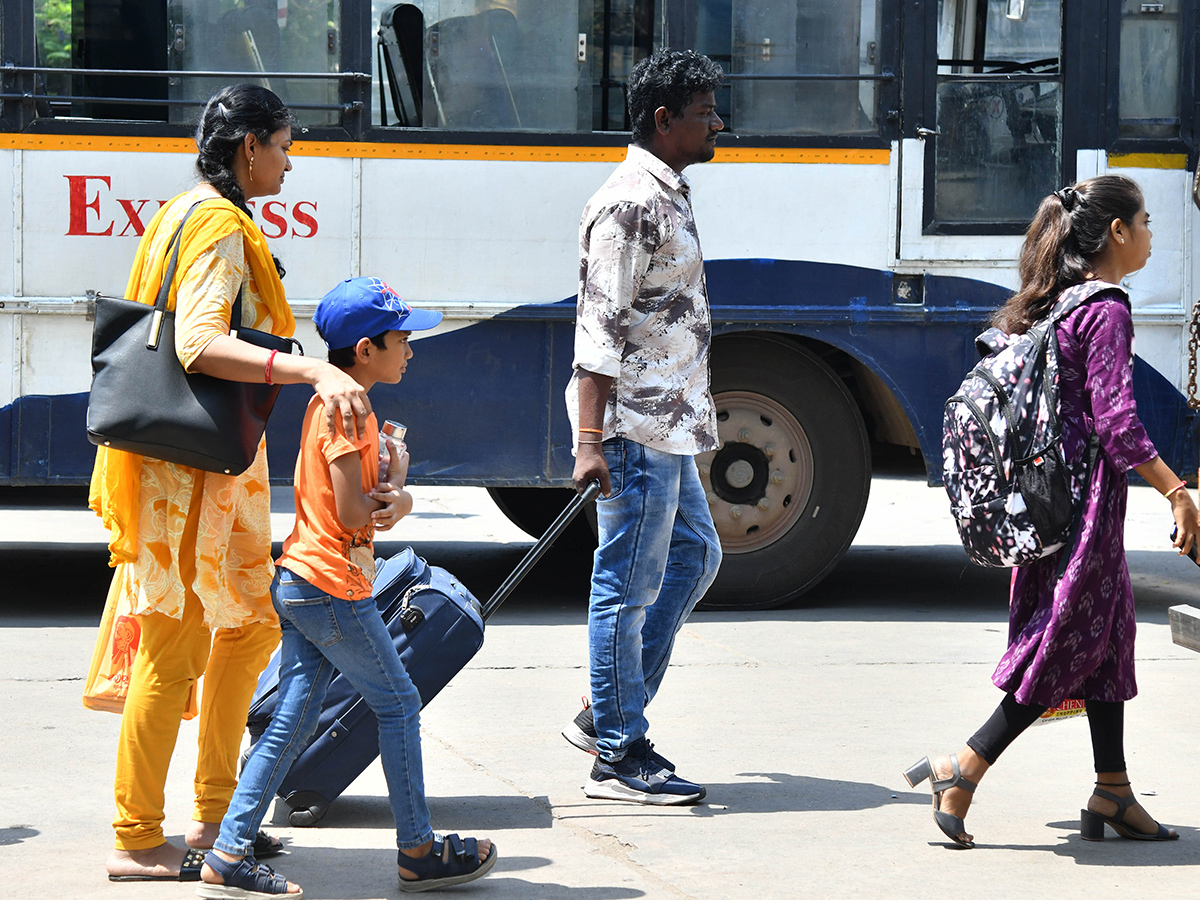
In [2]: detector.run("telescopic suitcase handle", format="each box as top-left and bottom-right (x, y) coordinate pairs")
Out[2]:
(482, 480), (602, 621)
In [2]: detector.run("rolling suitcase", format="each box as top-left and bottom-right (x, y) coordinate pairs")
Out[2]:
(245, 482), (600, 826)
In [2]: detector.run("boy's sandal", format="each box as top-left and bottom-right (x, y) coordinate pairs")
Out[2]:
(398, 833), (497, 893)
(195, 851), (302, 899)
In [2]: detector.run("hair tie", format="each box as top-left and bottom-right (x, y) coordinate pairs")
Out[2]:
(1053, 186), (1089, 212)
(217, 102), (231, 120)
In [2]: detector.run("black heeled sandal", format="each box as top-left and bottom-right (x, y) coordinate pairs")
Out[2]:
(903, 754), (977, 848)
(1080, 782), (1178, 842)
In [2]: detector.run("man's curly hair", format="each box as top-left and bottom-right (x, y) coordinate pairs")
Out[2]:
(627, 49), (724, 144)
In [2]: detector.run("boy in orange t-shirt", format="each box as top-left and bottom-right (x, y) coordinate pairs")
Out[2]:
(199, 278), (496, 899)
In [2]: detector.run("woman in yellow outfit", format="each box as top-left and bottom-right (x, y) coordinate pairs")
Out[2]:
(94, 84), (372, 882)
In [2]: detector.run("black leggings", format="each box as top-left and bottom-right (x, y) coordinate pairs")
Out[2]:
(966, 693), (1126, 773)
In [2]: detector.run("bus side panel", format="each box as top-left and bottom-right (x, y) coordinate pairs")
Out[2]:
(705, 260), (1199, 483)
(1108, 165), (1187, 315)
(0, 150), (13, 296)
(371, 314), (577, 485)
(17, 152), (354, 303)
(0, 402), (10, 480)
(1132, 361), (1200, 480)
(3, 259), (1195, 487)
(2, 313), (575, 486)
(263, 315), (576, 486)
(693, 161), (893, 273)
(706, 260), (996, 475)
(21, 152), (189, 298)
(1, 393), (93, 484)
(359, 158), (606, 306)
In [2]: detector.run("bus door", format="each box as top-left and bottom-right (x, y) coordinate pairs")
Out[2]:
(897, 0), (1066, 263)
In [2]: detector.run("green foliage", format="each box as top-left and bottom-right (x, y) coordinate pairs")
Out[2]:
(35, 0), (73, 67)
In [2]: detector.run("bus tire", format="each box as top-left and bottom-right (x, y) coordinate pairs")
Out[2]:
(698, 334), (870, 610)
(487, 486), (598, 551)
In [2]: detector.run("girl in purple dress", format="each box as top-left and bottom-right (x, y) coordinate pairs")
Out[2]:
(905, 175), (1200, 849)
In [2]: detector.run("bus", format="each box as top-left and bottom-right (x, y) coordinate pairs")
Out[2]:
(2, 0), (1198, 609)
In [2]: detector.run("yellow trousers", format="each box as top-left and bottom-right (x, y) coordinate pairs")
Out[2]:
(111, 592), (278, 849)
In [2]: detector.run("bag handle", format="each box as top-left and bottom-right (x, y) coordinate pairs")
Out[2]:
(481, 480), (602, 620)
(146, 200), (208, 351)
(144, 202), (305, 357)
(229, 287), (305, 356)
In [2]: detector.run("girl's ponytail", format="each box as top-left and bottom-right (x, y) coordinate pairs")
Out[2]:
(993, 175), (1143, 334)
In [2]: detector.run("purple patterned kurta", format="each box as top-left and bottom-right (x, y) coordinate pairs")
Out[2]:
(992, 292), (1158, 707)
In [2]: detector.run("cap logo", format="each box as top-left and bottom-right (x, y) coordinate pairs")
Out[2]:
(368, 277), (411, 317)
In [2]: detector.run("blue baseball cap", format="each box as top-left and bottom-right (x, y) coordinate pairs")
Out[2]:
(314, 277), (442, 350)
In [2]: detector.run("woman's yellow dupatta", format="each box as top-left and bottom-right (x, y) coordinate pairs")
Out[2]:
(89, 193), (296, 566)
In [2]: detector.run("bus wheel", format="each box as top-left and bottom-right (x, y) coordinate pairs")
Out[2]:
(698, 335), (870, 610)
(487, 486), (598, 551)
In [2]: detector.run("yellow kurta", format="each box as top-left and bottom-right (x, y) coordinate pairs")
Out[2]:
(90, 188), (294, 629)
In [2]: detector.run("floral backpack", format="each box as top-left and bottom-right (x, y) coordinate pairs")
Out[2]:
(942, 280), (1119, 568)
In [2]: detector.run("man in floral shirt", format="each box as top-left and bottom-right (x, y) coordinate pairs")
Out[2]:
(562, 49), (725, 805)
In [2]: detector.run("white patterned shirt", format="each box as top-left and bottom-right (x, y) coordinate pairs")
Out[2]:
(566, 145), (719, 456)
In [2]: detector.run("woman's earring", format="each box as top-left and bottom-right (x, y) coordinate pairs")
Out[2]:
(249, 156), (254, 182)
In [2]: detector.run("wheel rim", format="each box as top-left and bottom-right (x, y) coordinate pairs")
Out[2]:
(697, 390), (814, 553)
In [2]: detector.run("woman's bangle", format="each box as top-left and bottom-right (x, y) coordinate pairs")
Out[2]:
(579, 427), (604, 434)
(265, 349), (279, 385)
(1164, 480), (1188, 498)
(578, 439), (604, 444)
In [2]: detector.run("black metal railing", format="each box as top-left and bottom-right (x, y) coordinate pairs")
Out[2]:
(0, 64), (370, 113)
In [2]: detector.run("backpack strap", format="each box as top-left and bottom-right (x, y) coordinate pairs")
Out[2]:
(1046, 279), (1127, 326)
(1042, 280), (1118, 581)
(1036, 280), (1128, 435)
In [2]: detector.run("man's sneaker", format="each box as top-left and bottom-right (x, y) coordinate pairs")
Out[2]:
(562, 698), (598, 755)
(563, 699), (679, 771)
(583, 739), (705, 806)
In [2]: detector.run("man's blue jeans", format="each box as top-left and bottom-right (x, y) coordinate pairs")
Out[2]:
(215, 567), (433, 855)
(588, 438), (722, 761)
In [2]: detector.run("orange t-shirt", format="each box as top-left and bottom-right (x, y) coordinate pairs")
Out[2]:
(277, 396), (379, 601)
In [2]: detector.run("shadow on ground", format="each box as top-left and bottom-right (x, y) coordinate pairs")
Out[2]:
(269, 793), (556, 832)
(232, 844), (645, 899)
(4, 532), (1194, 627)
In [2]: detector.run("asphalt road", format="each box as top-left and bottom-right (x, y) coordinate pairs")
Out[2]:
(3, 476), (1200, 899)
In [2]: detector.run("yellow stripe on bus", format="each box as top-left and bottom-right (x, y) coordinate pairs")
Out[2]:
(0, 134), (198, 153)
(0, 133), (889, 164)
(1108, 153), (1188, 169)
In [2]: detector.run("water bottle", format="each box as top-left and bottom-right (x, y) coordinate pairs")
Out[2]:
(378, 420), (406, 483)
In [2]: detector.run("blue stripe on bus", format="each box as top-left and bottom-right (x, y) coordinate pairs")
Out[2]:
(3, 259), (1196, 486)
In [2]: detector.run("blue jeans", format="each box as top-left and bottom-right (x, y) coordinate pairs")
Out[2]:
(588, 439), (722, 761)
(215, 567), (433, 855)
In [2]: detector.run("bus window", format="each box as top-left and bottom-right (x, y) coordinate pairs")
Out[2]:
(590, 0), (658, 132)
(169, 0), (342, 128)
(21, 0), (342, 126)
(932, 0), (1061, 227)
(49, 0), (172, 120)
(696, 0), (884, 136)
(373, 1), (590, 131)
(33, 0), (73, 101)
(1119, 0), (1181, 139)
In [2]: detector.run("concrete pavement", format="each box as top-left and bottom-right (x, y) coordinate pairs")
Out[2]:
(3, 477), (1200, 899)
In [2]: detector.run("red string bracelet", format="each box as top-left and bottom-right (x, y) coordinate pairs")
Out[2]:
(265, 349), (279, 385)
(1165, 480), (1188, 498)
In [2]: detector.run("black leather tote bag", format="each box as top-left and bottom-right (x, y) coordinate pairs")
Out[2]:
(87, 201), (300, 475)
